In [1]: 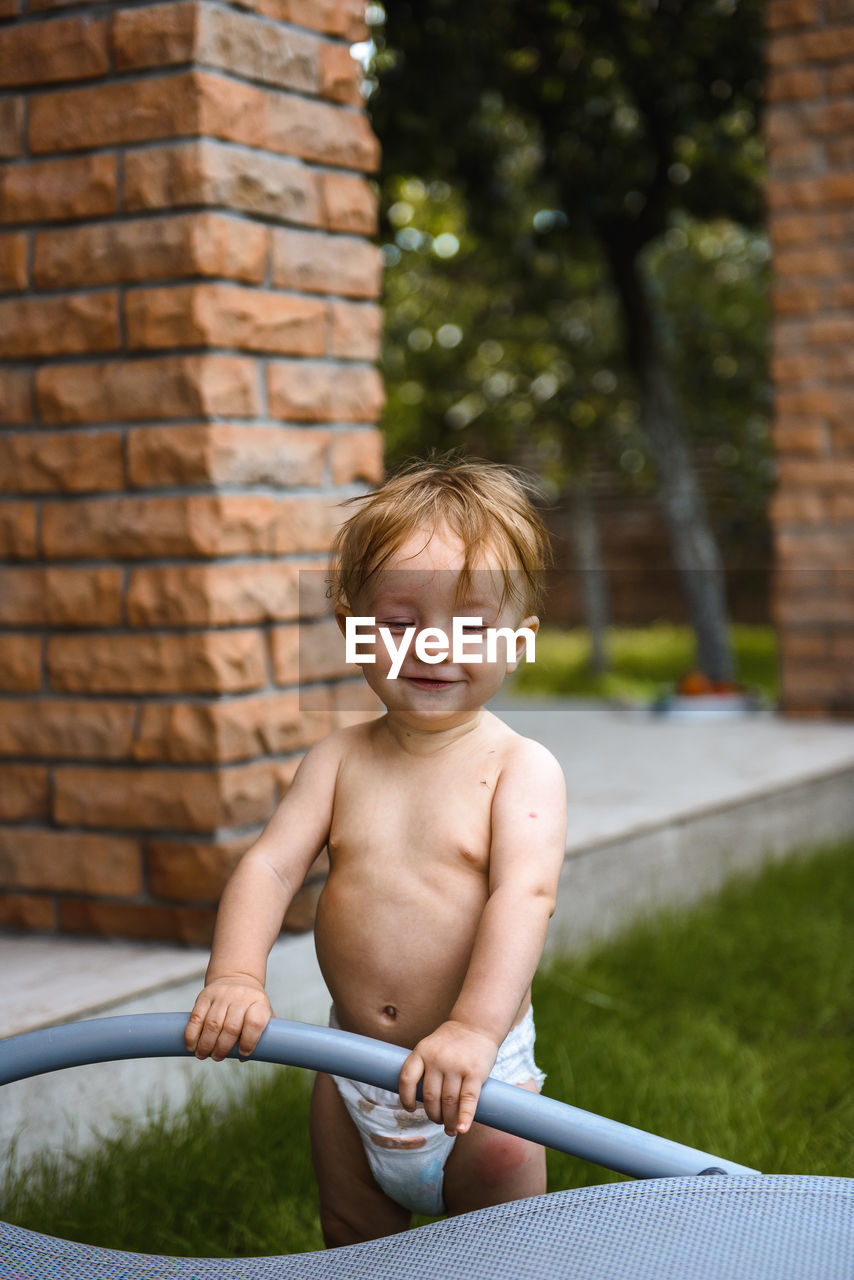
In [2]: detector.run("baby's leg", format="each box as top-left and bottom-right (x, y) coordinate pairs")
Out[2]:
(309, 1071), (411, 1247)
(441, 1079), (546, 1216)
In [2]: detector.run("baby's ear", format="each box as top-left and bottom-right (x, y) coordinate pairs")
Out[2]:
(506, 615), (539, 672)
(334, 605), (352, 638)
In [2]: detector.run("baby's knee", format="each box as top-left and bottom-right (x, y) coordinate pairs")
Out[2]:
(472, 1132), (541, 1190)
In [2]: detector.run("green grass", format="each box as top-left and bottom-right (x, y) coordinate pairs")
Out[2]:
(510, 623), (779, 704)
(3, 834), (852, 1256)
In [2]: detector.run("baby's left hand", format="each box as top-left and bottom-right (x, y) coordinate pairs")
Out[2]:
(398, 1021), (499, 1137)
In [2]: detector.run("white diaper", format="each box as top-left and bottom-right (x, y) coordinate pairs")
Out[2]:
(329, 1006), (545, 1217)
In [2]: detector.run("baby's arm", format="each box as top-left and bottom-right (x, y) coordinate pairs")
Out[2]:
(184, 731), (342, 1063)
(398, 739), (567, 1136)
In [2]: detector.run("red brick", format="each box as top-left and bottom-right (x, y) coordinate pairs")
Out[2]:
(271, 228), (381, 297)
(777, 630), (830, 661)
(134, 691), (332, 762)
(826, 0), (854, 17)
(272, 617), (355, 684)
(0, 503), (37, 558)
(0, 154), (116, 224)
(0, 567), (123, 625)
(28, 73), (201, 154)
(0, 764), (49, 821)
(114, 3), (320, 96)
(766, 67), (824, 102)
(60, 899), (217, 945)
(768, 173), (854, 210)
(0, 232), (27, 289)
(321, 172), (378, 234)
(329, 428), (384, 484)
(0, 636), (41, 692)
(37, 354), (259, 423)
(110, 0), (197, 69)
(125, 284), (327, 355)
(267, 359), (384, 422)
(0, 14), (109, 86)
(772, 419), (827, 453)
(34, 213), (268, 289)
(826, 136), (854, 168)
(0, 895), (56, 933)
(146, 836), (252, 901)
(0, 2), (19, 19)
(123, 140), (323, 225)
(195, 71), (379, 171)
(28, 0), (110, 11)
(769, 212), (826, 248)
(770, 349), (823, 382)
(54, 762), (276, 830)
(0, 698), (135, 758)
(772, 283), (824, 316)
(126, 562), (301, 626)
(0, 829), (141, 895)
(773, 246), (847, 279)
(825, 347), (854, 380)
(0, 293), (118, 360)
(769, 488), (828, 523)
(828, 63), (854, 95)
(47, 630), (268, 695)
(805, 100), (854, 136)
(330, 300), (383, 359)
(42, 493), (337, 559)
(776, 531), (854, 573)
(236, 0), (368, 41)
(832, 422), (854, 451)
(805, 315), (854, 346)
(765, 0), (819, 27)
(0, 96), (23, 158)
(778, 457), (854, 487)
(767, 138), (823, 174)
(197, 4), (319, 92)
(0, 431), (123, 495)
(769, 27), (854, 66)
(127, 423), (328, 488)
(0, 368), (33, 425)
(319, 41), (362, 104)
(775, 389), (838, 418)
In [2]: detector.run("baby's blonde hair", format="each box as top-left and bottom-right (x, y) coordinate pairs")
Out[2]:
(328, 452), (552, 619)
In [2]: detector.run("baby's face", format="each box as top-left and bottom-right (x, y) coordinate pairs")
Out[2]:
(336, 521), (538, 726)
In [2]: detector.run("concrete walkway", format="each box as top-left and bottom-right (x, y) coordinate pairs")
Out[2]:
(3, 697), (854, 1165)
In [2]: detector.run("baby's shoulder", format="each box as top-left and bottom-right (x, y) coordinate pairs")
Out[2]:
(489, 718), (565, 787)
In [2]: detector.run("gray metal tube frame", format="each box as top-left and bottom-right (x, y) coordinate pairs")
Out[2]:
(0, 1014), (760, 1181)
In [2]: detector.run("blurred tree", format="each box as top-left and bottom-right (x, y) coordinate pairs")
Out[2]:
(369, 0), (767, 683)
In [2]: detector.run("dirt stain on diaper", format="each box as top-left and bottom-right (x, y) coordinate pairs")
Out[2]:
(370, 1134), (427, 1150)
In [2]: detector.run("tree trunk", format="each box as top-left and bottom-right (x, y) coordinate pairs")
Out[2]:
(566, 474), (610, 675)
(602, 235), (735, 683)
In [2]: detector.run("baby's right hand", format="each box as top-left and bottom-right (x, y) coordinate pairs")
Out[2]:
(184, 976), (272, 1062)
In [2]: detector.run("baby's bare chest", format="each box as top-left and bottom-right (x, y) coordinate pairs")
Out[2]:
(328, 750), (500, 870)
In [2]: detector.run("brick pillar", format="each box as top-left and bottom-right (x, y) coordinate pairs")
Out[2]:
(766, 0), (854, 718)
(0, 0), (385, 940)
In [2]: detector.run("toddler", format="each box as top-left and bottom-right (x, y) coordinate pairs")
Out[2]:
(185, 456), (568, 1246)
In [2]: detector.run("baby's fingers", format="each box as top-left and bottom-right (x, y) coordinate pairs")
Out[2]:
(456, 1076), (482, 1135)
(184, 995), (212, 1054)
(236, 999), (271, 1058)
(398, 1050), (425, 1112)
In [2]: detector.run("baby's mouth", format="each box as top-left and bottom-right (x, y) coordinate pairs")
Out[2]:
(403, 675), (456, 690)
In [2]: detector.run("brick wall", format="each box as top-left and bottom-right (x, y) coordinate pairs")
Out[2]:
(766, 0), (854, 717)
(0, 0), (385, 940)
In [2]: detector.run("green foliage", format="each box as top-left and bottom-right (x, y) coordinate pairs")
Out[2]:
(511, 623), (779, 701)
(372, 1), (774, 556)
(537, 835), (854, 1185)
(1, 1069), (322, 1258)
